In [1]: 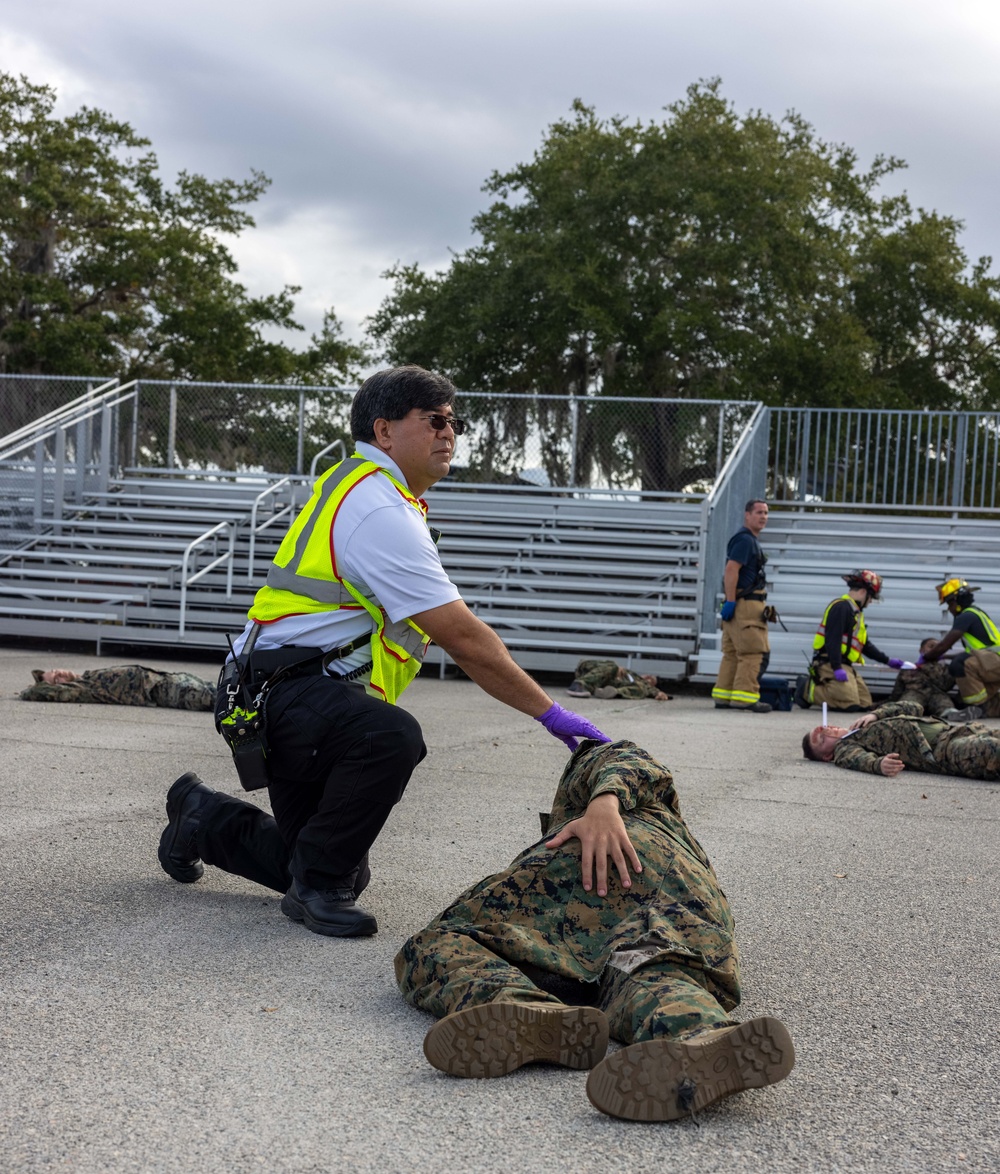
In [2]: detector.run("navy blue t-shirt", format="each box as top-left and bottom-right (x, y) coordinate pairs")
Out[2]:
(727, 527), (766, 596)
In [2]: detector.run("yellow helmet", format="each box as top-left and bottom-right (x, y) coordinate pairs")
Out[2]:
(935, 578), (978, 606)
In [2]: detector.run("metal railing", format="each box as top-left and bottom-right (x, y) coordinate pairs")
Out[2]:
(179, 521), (236, 637)
(0, 382), (137, 540)
(770, 407), (1000, 511)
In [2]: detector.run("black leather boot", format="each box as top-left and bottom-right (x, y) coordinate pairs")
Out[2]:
(158, 772), (215, 883)
(280, 878), (378, 937)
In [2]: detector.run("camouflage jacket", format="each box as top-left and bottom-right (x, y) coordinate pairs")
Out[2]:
(403, 739), (738, 991)
(20, 666), (215, 710)
(831, 699), (953, 774)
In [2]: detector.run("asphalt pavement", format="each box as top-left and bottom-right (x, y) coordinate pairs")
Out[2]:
(1, 648), (997, 1173)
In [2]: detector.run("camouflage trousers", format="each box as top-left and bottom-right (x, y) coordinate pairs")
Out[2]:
(395, 930), (735, 1045)
(572, 660), (660, 700)
(934, 723), (1000, 780)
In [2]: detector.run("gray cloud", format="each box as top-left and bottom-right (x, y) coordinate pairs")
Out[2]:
(5, 0), (999, 348)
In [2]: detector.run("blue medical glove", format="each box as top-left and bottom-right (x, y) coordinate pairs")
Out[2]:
(720, 600), (736, 622)
(833, 668), (849, 683)
(535, 703), (611, 751)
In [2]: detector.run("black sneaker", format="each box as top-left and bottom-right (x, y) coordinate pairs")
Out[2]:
(794, 675), (811, 709)
(280, 878), (378, 937)
(566, 681), (592, 698)
(956, 704), (985, 721)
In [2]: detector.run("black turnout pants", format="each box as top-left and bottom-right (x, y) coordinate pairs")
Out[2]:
(196, 674), (426, 893)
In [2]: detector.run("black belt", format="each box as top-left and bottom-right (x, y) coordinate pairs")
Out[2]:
(739, 592), (767, 602)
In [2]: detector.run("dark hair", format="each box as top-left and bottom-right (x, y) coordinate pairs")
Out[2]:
(350, 366), (457, 442)
(745, 498), (768, 513)
(919, 637), (937, 652)
(802, 731), (823, 761)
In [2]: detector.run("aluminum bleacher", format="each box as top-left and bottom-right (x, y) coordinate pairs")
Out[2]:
(1, 456), (998, 693)
(693, 507), (1000, 695)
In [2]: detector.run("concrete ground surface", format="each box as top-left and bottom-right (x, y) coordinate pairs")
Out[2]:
(1, 647), (997, 1174)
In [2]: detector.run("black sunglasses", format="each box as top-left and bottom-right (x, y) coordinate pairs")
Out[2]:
(419, 413), (467, 436)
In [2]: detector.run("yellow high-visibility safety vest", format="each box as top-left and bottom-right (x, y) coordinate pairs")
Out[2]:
(958, 606), (1000, 653)
(813, 595), (867, 663)
(249, 455), (431, 704)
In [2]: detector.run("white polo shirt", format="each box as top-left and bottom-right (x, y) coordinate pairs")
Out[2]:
(234, 441), (460, 674)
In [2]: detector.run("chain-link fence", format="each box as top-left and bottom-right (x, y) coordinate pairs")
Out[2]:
(0, 374), (115, 441)
(127, 380), (758, 492)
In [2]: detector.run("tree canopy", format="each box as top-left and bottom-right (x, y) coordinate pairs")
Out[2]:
(369, 81), (1000, 488)
(0, 72), (365, 384)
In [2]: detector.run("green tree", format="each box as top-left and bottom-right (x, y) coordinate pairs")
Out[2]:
(0, 72), (366, 388)
(368, 81), (1000, 490)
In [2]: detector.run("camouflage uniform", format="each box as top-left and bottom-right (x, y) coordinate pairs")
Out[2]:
(395, 739), (740, 1045)
(20, 666), (215, 710)
(831, 699), (1000, 780)
(887, 662), (956, 718)
(572, 660), (662, 700)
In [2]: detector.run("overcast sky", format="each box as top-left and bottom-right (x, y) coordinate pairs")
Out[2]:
(5, 0), (1000, 365)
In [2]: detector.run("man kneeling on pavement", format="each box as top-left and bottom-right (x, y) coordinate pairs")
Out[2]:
(395, 738), (794, 1122)
(803, 699), (1000, 780)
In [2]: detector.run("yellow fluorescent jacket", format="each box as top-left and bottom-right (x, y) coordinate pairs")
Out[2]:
(813, 594), (867, 663)
(248, 455), (431, 703)
(957, 606), (1000, 652)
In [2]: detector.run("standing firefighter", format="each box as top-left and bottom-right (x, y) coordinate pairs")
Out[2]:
(711, 499), (772, 713)
(795, 570), (904, 712)
(918, 579), (1000, 720)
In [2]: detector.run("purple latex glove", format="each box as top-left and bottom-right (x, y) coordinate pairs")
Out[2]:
(535, 703), (611, 750)
(833, 668), (849, 683)
(915, 655), (925, 667)
(887, 658), (905, 670)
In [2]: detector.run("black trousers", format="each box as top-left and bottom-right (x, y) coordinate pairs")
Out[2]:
(196, 674), (426, 893)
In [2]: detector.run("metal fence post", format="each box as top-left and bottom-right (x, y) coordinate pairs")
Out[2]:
(99, 403), (112, 495)
(797, 411), (811, 501)
(296, 390), (306, 475)
(951, 414), (969, 510)
(34, 438), (45, 524)
(54, 428), (66, 521)
(168, 384), (177, 470)
(568, 397), (579, 488)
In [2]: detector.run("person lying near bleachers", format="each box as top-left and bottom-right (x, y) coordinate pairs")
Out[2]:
(886, 638), (978, 721)
(566, 659), (673, 701)
(802, 699), (1000, 780)
(20, 665), (215, 710)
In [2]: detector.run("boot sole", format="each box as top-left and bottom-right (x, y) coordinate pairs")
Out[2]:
(279, 892), (378, 938)
(423, 1003), (609, 1078)
(586, 1015), (795, 1121)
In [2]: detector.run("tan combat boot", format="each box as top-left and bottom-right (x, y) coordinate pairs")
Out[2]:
(423, 1000), (609, 1079)
(586, 1015), (795, 1121)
